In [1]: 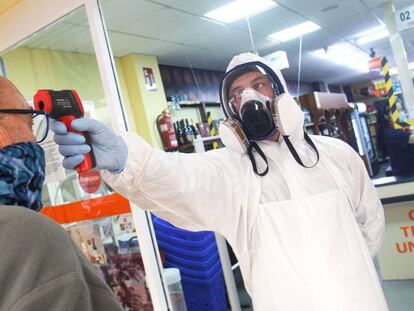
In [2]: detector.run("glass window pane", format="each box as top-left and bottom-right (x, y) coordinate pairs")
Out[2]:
(1, 6), (159, 310)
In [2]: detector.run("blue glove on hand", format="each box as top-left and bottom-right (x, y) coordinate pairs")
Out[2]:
(51, 118), (128, 173)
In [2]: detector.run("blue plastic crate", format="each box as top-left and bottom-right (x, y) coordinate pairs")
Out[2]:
(157, 238), (218, 260)
(165, 258), (222, 280)
(155, 228), (216, 251)
(181, 269), (228, 311)
(153, 216), (212, 241)
(165, 248), (220, 270)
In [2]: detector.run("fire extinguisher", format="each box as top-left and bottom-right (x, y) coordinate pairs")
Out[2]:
(156, 109), (178, 149)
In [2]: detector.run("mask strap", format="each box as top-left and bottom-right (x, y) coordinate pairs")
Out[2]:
(247, 141), (269, 176)
(283, 132), (319, 168)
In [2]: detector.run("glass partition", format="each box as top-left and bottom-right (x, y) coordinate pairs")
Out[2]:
(1, 6), (162, 310)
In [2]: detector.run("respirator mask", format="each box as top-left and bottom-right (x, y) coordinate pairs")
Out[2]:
(238, 89), (277, 141)
(219, 61), (319, 176)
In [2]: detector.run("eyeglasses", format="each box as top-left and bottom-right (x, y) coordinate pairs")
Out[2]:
(0, 109), (50, 143)
(229, 79), (274, 105)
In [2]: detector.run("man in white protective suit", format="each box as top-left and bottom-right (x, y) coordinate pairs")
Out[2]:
(52, 52), (388, 310)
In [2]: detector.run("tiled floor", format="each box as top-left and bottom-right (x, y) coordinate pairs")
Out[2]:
(375, 256), (414, 311)
(383, 280), (414, 311)
(234, 276), (414, 310)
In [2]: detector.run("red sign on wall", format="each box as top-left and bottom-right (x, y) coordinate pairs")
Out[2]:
(143, 67), (157, 91)
(368, 56), (382, 70)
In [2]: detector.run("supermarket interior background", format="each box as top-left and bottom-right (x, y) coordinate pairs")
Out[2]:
(1, 0), (414, 310)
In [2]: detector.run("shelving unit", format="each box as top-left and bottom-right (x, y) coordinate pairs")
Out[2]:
(298, 92), (381, 176)
(164, 136), (221, 153)
(168, 101), (221, 123)
(164, 101), (222, 153)
(298, 92), (357, 149)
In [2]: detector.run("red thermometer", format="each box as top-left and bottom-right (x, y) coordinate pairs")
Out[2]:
(34, 90), (96, 173)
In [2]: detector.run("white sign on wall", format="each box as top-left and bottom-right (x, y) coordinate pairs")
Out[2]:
(264, 50), (290, 70)
(396, 4), (414, 32)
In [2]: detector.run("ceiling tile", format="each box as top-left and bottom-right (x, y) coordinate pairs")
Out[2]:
(27, 24), (92, 53)
(107, 31), (147, 56)
(165, 0), (235, 16)
(129, 39), (183, 57)
(118, 7), (185, 37)
(15, 0), (414, 86)
(101, 0), (162, 31)
(63, 6), (88, 25)
(233, 5), (305, 35)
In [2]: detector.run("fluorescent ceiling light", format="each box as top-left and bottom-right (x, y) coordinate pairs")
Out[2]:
(200, 16), (226, 26)
(389, 62), (414, 75)
(311, 42), (370, 73)
(356, 26), (389, 45)
(204, 0), (276, 24)
(267, 21), (321, 42)
(355, 25), (385, 37)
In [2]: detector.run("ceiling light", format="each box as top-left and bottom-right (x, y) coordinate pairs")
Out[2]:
(355, 25), (385, 37)
(200, 16), (226, 26)
(311, 42), (370, 73)
(204, 0), (277, 24)
(267, 21), (321, 42)
(389, 62), (414, 75)
(356, 26), (389, 45)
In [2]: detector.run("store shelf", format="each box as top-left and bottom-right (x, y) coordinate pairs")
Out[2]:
(168, 101), (220, 108)
(177, 103), (200, 108)
(204, 102), (221, 107)
(199, 135), (221, 142)
(164, 144), (192, 152)
(164, 135), (221, 152)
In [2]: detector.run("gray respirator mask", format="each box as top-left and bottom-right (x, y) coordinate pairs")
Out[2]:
(219, 62), (319, 176)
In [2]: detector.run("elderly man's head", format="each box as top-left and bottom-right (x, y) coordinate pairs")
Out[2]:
(0, 77), (45, 211)
(0, 76), (35, 148)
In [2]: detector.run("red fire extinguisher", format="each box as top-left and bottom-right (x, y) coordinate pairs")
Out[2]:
(157, 109), (178, 149)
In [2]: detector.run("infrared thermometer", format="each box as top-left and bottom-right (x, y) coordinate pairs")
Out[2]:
(34, 89), (96, 173)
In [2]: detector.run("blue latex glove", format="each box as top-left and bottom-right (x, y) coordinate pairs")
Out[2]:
(51, 118), (128, 173)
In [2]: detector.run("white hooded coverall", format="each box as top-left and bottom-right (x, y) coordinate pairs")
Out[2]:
(102, 54), (388, 311)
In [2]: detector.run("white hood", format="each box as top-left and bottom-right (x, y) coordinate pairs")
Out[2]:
(225, 52), (304, 144)
(226, 52), (288, 94)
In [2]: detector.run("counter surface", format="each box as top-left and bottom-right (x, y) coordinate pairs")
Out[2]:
(373, 175), (414, 188)
(373, 175), (414, 204)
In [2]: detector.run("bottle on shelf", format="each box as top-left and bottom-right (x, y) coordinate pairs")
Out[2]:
(173, 122), (180, 145)
(176, 121), (183, 145)
(179, 119), (188, 145)
(190, 119), (201, 139)
(185, 119), (195, 143)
